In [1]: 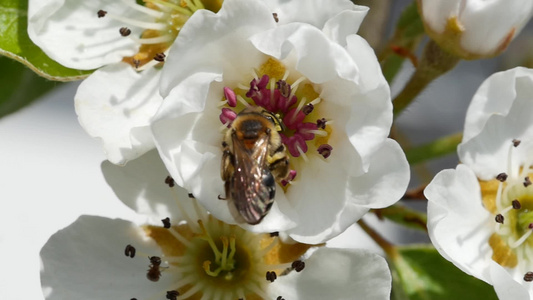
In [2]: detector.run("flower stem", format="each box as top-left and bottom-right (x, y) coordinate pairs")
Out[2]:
(405, 132), (463, 165)
(393, 40), (460, 117)
(372, 204), (427, 233)
(357, 219), (397, 258)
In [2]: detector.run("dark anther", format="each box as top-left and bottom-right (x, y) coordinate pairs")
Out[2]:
(277, 296), (285, 300)
(97, 10), (107, 18)
(276, 80), (291, 97)
(222, 141), (228, 147)
(495, 214), (504, 224)
(272, 13), (279, 23)
(188, 193), (195, 198)
(513, 199), (522, 209)
(317, 144), (333, 159)
(266, 271), (277, 282)
(119, 27), (131, 36)
(162, 217), (171, 229)
(292, 260), (305, 272)
(529, 223), (533, 229)
(525, 177), (532, 187)
(513, 139), (521, 147)
(316, 118), (327, 129)
(125, 244), (136, 258)
(149, 256), (162, 266)
(218, 194), (227, 200)
(270, 231), (279, 237)
(131, 298), (138, 300)
(496, 173), (508, 182)
(133, 59), (140, 69)
(524, 272), (533, 282)
(154, 52), (166, 62)
(164, 175), (175, 187)
(166, 290), (179, 300)
(302, 104), (314, 115)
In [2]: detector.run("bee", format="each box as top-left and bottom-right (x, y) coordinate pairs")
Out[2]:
(221, 106), (290, 224)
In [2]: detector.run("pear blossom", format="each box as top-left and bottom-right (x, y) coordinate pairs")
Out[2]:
(151, 0), (409, 243)
(418, 0), (533, 59)
(28, 0), (222, 164)
(40, 151), (393, 300)
(425, 67), (533, 299)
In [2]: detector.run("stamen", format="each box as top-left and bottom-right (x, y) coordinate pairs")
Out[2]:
(301, 129), (328, 137)
(282, 70), (289, 81)
(162, 217), (171, 228)
(133, 34), (174, 44)
(272, 13), (279, 23)
(496, 173), (508, 182)
(168, 227), (193, 247)
(524, 177), (532, 187)
(237, 95), (251, 107)
(198, 220), (222, 262)
(513, 139), (522, 147)
(302, 104), (313, 115)
(166, 290), (179, 300)
(291, 260), (305, 272)
(317, 144), (333, 159)
(120, 0), (165, 18)
(291, 97), (307, 123)
(119, 27), (132, 36)
(223, 87), (237, 107)
(97, 10), (107, 18)
(277, 297), (285, 300)
(154, 52), (166, 62)
(296, 144), (308, 162)
(266, 271), (277, 282)
(133, 59), (140, 69)
(525, 272), (533, 282)
(165, 175), (175, 187)
(309, 97), (322, 106)
(513, 199), (522, 209)
(316, 118), (327, 129)
(289, 76), (306, 97)
(104, 13), (169, 30)
(510, 224), (533, 248)
(495, 214), (504, 224)
(125, 244), (136, 258)
(145, 0), (193, 15)
(237, 83), (249, 90)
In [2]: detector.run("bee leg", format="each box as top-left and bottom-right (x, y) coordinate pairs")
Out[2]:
(218, 181), (231, 200)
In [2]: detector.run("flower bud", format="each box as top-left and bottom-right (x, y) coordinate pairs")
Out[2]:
(418, 0), (533, 59)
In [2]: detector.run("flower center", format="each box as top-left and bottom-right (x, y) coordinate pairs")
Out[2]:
(97, 0), (222, 70)
(483, 139), (533, 281)
(219, 58), (333, 186)
(123, 177), (312, 299)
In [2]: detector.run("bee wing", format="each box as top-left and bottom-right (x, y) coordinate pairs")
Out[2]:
(230, 133), (275, 224)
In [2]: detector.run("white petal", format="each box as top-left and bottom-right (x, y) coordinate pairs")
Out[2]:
(263, 0), (368, 46)
(75, 62), (162, 165)
(419, 0), (463, 33)
(463, 67), (533, 143)
(270, 248), (391, 300)
(424, 165), (493, 283)
(458, 72), (533, 179)
(101, 150), (197, 224)
(460, 1), (533, 55)
(28, 0), (148, 69)
(490, 262), (530, 300)
(40, 215), (176, 300)
(159, 0), (275, 97)
(285, 150), (351, 243)
(347, 139), (410, 208)
(251, 23), (358, 84)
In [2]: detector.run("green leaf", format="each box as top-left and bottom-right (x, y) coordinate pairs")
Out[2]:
(379, 1), (425, 83)
(0, 0), (92, 81)
(391, 245), (498, 300)
(0, 56), (60, 117)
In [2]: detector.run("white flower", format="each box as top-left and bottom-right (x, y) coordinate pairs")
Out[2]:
(28, 0), (222, 164)
(151, 0), (409, 243)
(425, 67), (533, 299)
(40, 151), (393, 300)
(418, 0), (533, 59)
